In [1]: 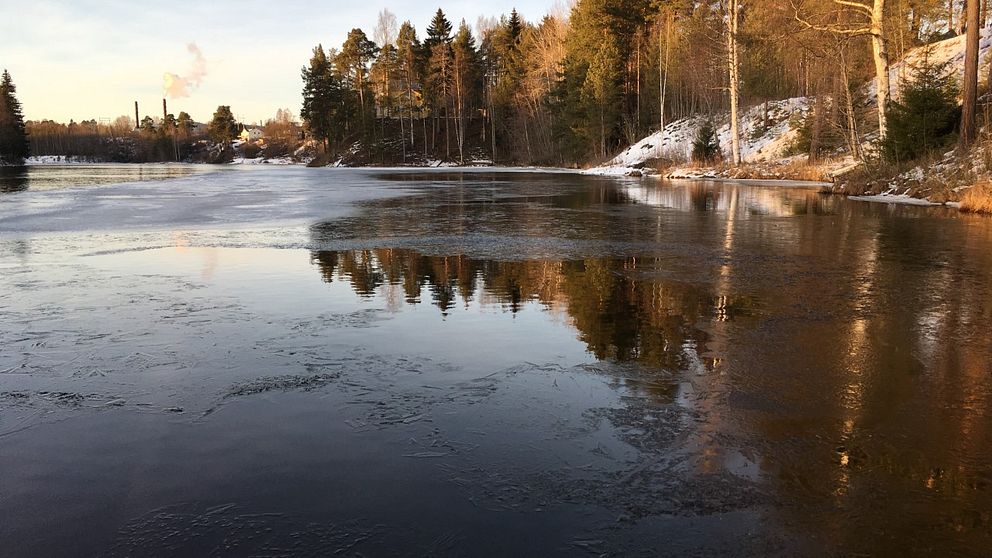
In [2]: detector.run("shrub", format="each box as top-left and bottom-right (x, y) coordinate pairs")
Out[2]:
(240, 142), (262, 159)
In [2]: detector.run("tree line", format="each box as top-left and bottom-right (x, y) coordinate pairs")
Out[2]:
(0, 82), (303, 164)
(300, 1), (992, 167)
(5, 1), (988, 168)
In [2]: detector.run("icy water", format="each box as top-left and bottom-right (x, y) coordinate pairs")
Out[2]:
(1, 166), (991, 556)
(0, 164), (201, 193)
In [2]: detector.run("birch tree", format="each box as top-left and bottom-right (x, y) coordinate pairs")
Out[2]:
(724, 0), (743, 165)
(793, 0), (892, 140)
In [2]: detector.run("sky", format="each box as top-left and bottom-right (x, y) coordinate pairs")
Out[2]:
(0, 0), (560, 124)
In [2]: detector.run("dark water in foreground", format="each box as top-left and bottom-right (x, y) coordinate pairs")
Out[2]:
(1, 168), (991, 556)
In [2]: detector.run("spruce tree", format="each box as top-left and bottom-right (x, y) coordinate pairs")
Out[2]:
(691, 119), (721, 163)
(0, 69), (30, 165)
(301, 46), (357, 153)
(425, 10), (454, 157)
(507, 9), (523, 45)
(301, 45), (335, 150)
(883, 48), (960, 163)
(425, 9), (453, 51)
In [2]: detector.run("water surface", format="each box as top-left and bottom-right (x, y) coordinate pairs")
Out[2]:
(0, 164), (201, 193)
(1, 168), (990, 556)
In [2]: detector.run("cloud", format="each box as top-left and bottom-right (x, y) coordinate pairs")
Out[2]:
(163, 43), (207, 99)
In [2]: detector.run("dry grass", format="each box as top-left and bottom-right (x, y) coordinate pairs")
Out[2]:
(712, 160), (833, 182)
(775, 160), (833, 182)
(960, 183), (992, 213)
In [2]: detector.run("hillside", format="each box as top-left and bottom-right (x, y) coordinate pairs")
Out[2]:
(589, 28), (992, 202)
(585, 97), (813, 177)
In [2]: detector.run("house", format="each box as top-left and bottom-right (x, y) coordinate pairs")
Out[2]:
(239, 127), (264, 142)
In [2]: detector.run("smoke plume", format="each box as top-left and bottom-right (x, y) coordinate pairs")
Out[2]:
(163, 43), (207, 99)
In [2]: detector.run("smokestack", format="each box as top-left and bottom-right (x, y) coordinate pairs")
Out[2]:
(134, 101), (139, 130)
(163, 98), (167, 121)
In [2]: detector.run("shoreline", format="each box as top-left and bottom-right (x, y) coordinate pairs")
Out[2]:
(12, 158), (990, 212)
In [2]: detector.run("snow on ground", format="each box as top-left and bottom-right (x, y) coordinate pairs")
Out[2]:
(849, 193), (944, 206)
(589, 29), (992, 181)
(25, 155), (99, 165)
(870, 27), (992, 102)
(586, 97), (810, 177)
(230, 156), (297, 165)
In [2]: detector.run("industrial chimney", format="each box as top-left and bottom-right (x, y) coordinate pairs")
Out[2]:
(163, 98), (168, 122)
(134, 101), (139, 130)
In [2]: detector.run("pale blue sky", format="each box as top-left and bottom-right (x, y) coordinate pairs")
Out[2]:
(0, 0), (558, 124)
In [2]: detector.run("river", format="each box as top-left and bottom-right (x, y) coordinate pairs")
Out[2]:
(1, 166), (990, 556)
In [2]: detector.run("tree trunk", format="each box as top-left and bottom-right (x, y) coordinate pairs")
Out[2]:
(962, 0), (981, 148)
(871, 0), (891, 140)
(636, 33), (641, 131)
(808, 94), (823, 164)
(727, 0), (742, 166)
(841, 48), (863, 160)
(455, 66), (465, 163)
(660, 12), (672, 134)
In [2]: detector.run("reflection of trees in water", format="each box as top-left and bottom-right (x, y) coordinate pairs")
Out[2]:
(311, 248), (751, 371)
(309, 179), (637, 243)
(0, 167), (29, 193)
(739, 205), (992, 555)
(623, 181), (840, 217)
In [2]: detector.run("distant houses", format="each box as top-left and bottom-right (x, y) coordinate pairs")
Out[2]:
(239, 127), (264, 142)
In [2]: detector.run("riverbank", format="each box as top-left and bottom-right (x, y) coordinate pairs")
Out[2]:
(826, 147), (992, 214)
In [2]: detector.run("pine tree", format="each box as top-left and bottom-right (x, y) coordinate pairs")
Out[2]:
(452, 21), (480, 163)
(177, 112), (193, 138)
(0, 70), (30, 165)
(582, 36), (623, 158)
(395, 22), (423, 153)
(208, 106), (239, 143)
(140, 116), (156, 134)
(556, 0), (652, 161)
(339, 29), (379, 132)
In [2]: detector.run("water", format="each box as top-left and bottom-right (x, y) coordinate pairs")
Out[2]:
(1, 166), (991, 556)
(0, 164), (201, 193)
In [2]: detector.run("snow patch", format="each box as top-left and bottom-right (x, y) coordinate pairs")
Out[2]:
(849, 194), (944, 206)
(230, 157), (297, 166)
(586, 97), (810, 176)
(25, 155), (100, 165)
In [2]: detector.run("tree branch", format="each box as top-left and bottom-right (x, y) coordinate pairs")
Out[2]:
(791, 0), (874, 37)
